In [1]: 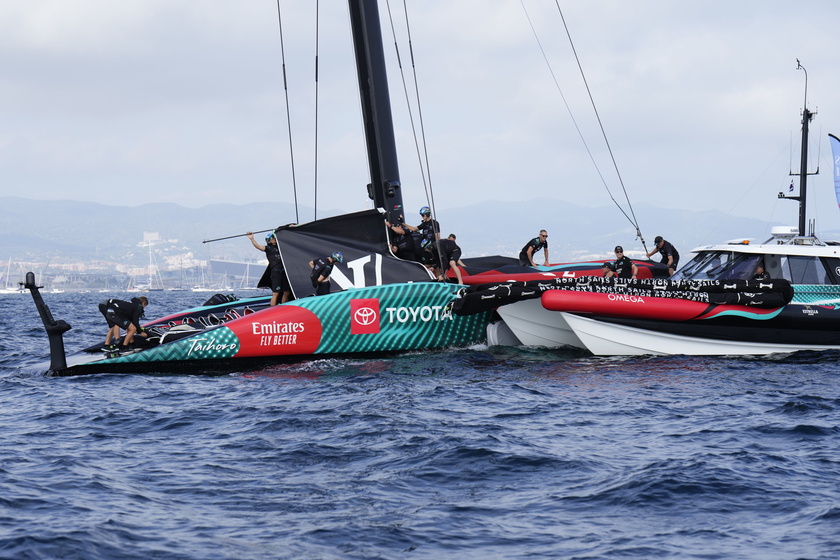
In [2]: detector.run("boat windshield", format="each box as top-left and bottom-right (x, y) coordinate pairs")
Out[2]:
(673, 251), (762, 281)
(675, 251), (840, 284)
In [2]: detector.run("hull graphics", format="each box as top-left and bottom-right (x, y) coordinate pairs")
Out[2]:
(144, 294), (272, 328)
(541, 290), (784, 321)
(451, 276), (793, 317)
(58, 283), (491, 375)
(456, 259), (663, 285)
(561, 302), (840, 355)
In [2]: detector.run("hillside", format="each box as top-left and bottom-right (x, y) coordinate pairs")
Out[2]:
(0, 196), (801, 269)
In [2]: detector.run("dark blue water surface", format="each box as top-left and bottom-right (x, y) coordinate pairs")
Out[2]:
(1, 292), (839, 559)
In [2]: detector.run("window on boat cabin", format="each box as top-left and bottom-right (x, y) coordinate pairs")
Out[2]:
(671, 251), (727, 280)
(674, 251), (761, 281)
(820, 257), (840, 284)
(776, 255), (830, 285)
(720, 253), (763, 280)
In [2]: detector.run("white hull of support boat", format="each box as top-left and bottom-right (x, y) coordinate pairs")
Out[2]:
(560, 312), (840, 356)
(486, 320), (522, 346)
(496, 298), (585, 349)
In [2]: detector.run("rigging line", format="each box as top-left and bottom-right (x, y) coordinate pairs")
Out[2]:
(553, 2), (644, 246)
(395, 0), (444, 272)
(275, 0), (299, 224)
(401, 0), (438, 219)
(518, 3), (629, 222)
(520, 1), (641, 241)
(313, 0), (321, 221)
(552, 1), (645, 245)
(399, 0), (441, 236)
(383, 0), (433, 213)
(385, 0), (428, 198)
(383, 0), (427, 196)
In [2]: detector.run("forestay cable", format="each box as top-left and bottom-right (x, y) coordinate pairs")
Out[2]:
(274, 0), (300, 224)
(520, 0), (647, 250)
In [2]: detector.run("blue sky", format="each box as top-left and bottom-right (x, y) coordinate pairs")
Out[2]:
(2, 0), (840, 234)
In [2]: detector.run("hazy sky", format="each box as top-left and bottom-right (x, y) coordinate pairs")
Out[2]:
(3, 0), (840, 233)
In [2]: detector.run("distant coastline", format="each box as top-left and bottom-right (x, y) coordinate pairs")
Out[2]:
(1, 196), (810, 287)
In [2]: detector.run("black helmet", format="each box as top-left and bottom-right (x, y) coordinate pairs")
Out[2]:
(614, 245), (623, 253)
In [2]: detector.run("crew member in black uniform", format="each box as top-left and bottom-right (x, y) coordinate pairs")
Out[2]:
(436, 234), (464, 284)
(248, 231), (291, 305)
(403, 206), (440, 249)
(753, 262), (770, 281)
(646, 235), (680, 276)
(602, 246), (638, 279)
(418, 238), (439, 271)
(309, 252), (343, 296)
(519, 230), (550, 266)
(385, 215), (418, 261)
(99, 296), (149, 353)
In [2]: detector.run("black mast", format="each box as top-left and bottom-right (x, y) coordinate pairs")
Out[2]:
(779, 60), (817, 237)
(797, 105), (812, 236)
(347, 0), (405, 225)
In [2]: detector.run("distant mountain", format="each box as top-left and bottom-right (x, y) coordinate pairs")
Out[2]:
(435, 198), (785, 262)
(0, 197), (328, 265)
(0, 196), (789, 268)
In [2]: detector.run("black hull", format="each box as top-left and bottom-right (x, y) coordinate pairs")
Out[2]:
(589, 303), (840, 347)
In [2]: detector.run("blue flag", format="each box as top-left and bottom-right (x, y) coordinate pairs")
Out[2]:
(831, 133), (840, 209)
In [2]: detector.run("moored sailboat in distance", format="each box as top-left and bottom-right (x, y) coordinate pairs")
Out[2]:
(0, 258), (24, 294)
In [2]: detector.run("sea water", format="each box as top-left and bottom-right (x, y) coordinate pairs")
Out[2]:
(1, 291), (839, 559)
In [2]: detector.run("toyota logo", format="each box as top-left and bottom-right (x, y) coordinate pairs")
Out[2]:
(354, 307), (377, 326)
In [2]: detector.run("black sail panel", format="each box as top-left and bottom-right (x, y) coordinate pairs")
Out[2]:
(275, 209), (433, 298)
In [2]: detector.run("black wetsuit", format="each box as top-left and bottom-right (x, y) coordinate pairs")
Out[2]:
(258, 243), (290, 294)
(310, 257), (334, 296)
(519, 237), (548, 266)
(611, 255), (635, 278)
(99, 298), (144, 331)
(415, 218), (440, 247)
(419, 243), (439, 267)
(267, 243), (290, 294)
(656, 241), (680, 270)
(391, 227), (418, 261)
(437, 239), (461, 272)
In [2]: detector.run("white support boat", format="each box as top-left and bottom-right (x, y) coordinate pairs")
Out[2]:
(456, 70), (840, 357)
